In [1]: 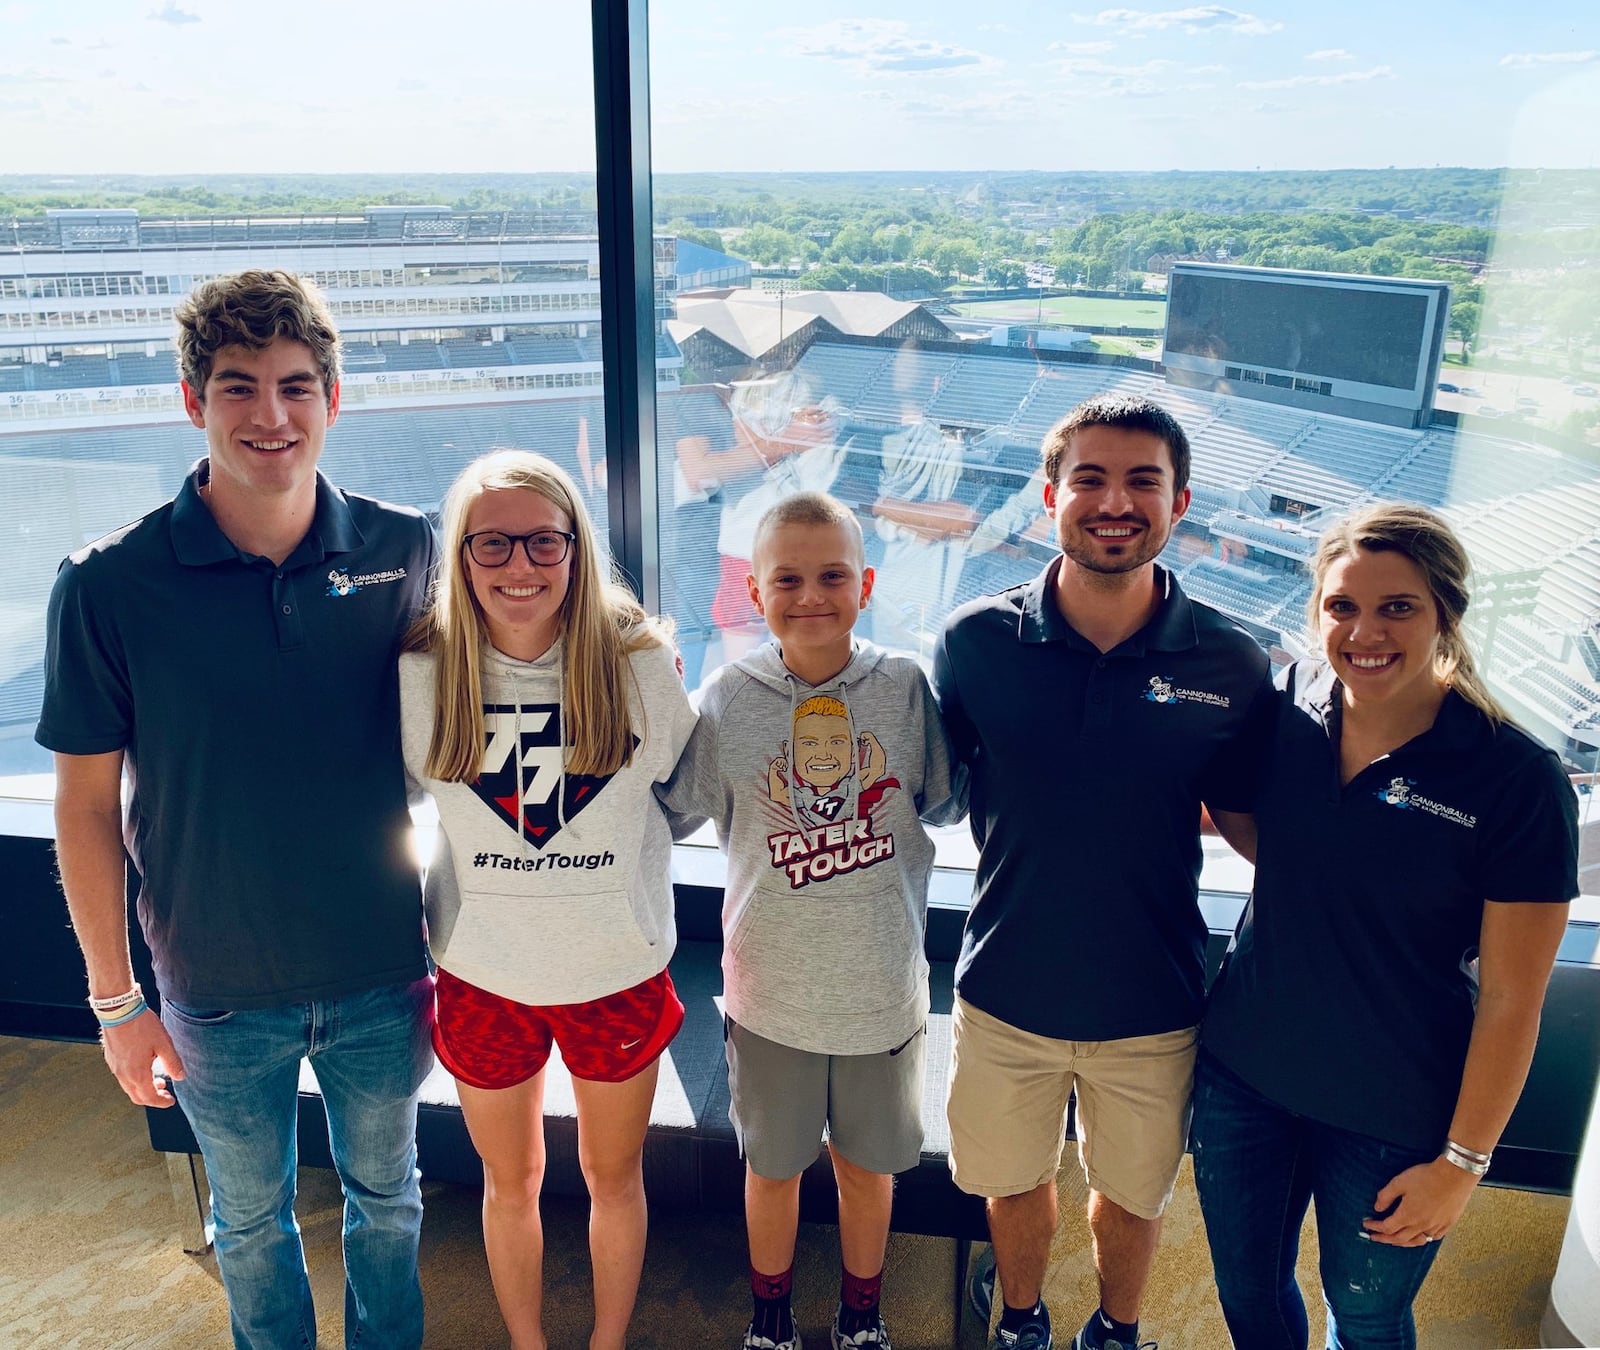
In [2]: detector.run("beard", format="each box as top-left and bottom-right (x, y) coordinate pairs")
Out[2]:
(1058, 516), (1170, 575)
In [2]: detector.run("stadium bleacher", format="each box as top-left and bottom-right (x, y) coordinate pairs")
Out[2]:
(924, 357), (1041, 430)
(4, 331), (1598, 750)
(848, 349), (963, 425)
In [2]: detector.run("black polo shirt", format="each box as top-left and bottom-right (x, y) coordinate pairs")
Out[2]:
(37, 463), (438, 1009)
(933, 559), (1274, 1041)
(1204, 661), (1579, 1152)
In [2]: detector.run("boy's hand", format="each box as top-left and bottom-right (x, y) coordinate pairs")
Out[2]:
(858, 731), (886, 786)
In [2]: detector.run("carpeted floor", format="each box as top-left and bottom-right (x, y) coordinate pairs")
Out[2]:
(0, 1036), (1569, 1348)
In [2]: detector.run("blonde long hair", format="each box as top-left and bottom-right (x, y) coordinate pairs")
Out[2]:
(407, 449), (667, 781)
(1310, 501), (1509, 724)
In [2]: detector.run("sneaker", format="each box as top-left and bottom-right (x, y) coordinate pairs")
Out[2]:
(991, 1322), (1053, 1350)
(831, 1310), (891, 1348)
(969, 1245), (997, 1325)
(1069, 1325), (1155, 1350)
(743, 1320), (801, 1350)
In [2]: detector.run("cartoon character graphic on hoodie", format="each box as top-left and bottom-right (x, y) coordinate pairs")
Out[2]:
(767, 694), (899, 828)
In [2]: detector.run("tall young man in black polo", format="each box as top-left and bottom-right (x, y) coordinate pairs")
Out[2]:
(38, 270), (437, 1349)
(933, 394), (1272, 1350)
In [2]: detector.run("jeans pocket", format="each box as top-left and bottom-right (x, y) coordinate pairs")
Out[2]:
(162, 999), (236, 1027)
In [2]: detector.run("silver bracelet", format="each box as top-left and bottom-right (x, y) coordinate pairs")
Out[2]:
(88, 982), (142, 1012)
(1442, 1141), (1491, 1176)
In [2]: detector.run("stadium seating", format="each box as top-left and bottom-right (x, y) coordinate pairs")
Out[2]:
(4, 336), (1599, 761)
(924, 357), (1041, 430)
(792, 344), (896, 407)
(850, 349), (963, 425)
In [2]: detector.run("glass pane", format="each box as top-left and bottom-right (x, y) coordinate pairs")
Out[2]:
(1, 4), (601, 792)
(649, 4), (1600, 883)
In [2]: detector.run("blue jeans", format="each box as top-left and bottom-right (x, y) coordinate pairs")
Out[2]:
(163, 977), (434, 1350)
(1190, 1052), (1442, 1350)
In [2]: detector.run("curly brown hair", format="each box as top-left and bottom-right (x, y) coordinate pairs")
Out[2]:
(175, 270), (340, 403)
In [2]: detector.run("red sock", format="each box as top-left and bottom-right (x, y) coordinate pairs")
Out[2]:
(840, 1265), (882, 1311)
(751, 1263), (794, 1301)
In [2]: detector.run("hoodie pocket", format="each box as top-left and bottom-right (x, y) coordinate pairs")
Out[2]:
(727, 877), (924, 1024)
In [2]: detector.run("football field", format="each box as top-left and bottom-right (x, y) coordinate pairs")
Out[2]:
(954, 295), (1167, 328)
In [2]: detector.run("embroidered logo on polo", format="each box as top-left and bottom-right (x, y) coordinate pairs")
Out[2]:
(1141, 675), (1232, 709)
(326, 565), (408, 598)
(1376, 776), (1478, 829)
(470, 702), (635, 849)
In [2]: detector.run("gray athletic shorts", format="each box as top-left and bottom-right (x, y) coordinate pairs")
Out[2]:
(725, 1017), (927, 1180)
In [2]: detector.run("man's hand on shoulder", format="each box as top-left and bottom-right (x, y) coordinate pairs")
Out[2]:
(102, 1008), (185, 1108)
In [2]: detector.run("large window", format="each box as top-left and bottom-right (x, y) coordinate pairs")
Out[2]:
(3, 3), (1597, 898)
(0, 3), (609, 787)
(646, 4), (1600, 890)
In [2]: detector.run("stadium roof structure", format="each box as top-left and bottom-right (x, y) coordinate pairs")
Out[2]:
(672, 238), (749, 278)
(669, 290), (948, 363)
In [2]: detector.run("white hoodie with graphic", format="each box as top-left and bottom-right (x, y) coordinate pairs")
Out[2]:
(399, 635), (695, 1007)
(659, 640), (964, 1055)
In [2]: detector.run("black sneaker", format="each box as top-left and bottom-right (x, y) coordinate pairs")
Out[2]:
(991, 1321), (1052, 1350)
(969, 1245), (998, 1325)
(1069, 1322), (1155, 1350)
(830, 1309), (891, 1348)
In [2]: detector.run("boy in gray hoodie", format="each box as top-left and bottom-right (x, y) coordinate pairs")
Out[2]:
(661, 492), (964, 1350)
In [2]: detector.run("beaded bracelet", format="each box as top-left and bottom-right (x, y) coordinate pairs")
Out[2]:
(96, 996), (149, 1029)
(88, 982), (143, 1013)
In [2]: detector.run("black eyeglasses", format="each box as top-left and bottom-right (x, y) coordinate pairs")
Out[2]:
(462, 530), (576, 567)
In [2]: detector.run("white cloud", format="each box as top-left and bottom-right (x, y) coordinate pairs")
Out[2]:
(1074, 7), (1282, 35)
(872, 89), (1040, 121)
(0, 64), (66, 85)
(1305, 48), (1353, 62)
(1499, 50), (1597, 67)
(780, 19), (998, 76)
(1106, 79), (1162, 97)
(1238, 64), (1392, 90)
(1048, 40), (1114, 53)
(1056, 56), (1175, 76)
(148, 1), (200, 24)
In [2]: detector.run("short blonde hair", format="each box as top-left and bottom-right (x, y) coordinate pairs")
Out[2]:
(751, 491), (864, 571)
(794, 694), (849, 720)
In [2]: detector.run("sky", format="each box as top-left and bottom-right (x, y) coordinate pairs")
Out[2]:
(0, 0), (1595, 175)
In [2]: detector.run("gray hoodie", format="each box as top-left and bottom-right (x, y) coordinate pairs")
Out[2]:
(660, 640), (964, 1054)
(400, 635), (695, 1007)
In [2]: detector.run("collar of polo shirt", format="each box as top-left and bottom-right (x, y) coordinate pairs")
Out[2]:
(1016, 557), (1198, 656)
(171, 460), (365, 568)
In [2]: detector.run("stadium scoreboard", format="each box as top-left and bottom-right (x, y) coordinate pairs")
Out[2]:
(1164, 263), (1450, 429)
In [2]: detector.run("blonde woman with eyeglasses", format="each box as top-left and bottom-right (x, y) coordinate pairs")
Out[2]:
(399, 449), (695, 1350)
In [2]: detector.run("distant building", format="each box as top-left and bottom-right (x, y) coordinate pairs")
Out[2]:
(667, 289), (953, 382)
(674, 239), (752, 294)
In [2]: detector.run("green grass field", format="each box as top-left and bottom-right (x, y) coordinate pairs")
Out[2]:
(953, 295), (1168, 328)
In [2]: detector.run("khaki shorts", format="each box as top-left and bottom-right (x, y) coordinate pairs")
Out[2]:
(945, 995), (1197, 1219)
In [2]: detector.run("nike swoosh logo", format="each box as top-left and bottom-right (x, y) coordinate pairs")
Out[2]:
(620, 1038), (642, 1050)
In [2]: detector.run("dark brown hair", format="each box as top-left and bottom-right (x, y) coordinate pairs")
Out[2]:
(175, 270), (340, 403)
